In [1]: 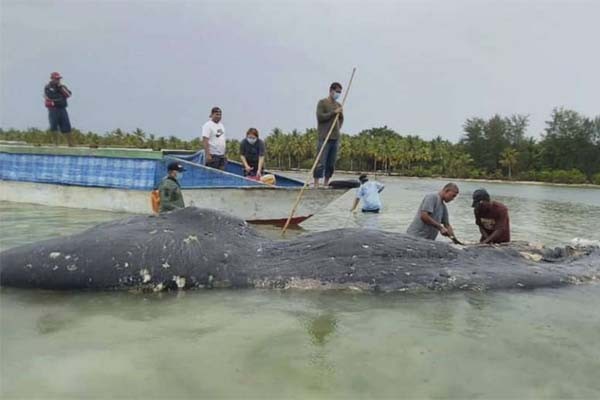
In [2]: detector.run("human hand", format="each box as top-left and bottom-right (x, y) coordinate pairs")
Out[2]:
(334, 107), (343, 114)
(439, 226), (449, 236)
(244, 165), (253, 172)
(206, 153), (212, 162)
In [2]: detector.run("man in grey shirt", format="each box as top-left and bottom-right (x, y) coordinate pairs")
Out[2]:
(407, 183), (459, 240)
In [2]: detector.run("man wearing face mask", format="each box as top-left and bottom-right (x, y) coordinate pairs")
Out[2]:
(239, 128), (266, 177)
(158, 162), (186, 213)
(314, 82), (344, 188)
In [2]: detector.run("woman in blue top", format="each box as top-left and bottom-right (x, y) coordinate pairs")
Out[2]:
(350, 174), (385, 213)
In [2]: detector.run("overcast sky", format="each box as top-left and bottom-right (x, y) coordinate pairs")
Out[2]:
(1, 0), (598, 142)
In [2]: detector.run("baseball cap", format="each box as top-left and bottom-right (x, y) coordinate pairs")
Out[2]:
(471, 189), (490, 207)
(358, 173), (368, 183)
(167, 162), (186, 172)
(50, 72), (62, 80)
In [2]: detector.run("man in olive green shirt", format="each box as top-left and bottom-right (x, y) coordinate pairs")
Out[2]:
(158, 162), (186, 213)
(314, 82), (344, 188)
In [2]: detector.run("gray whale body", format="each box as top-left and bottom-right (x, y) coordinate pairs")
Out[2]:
(1, 207), (599, 292)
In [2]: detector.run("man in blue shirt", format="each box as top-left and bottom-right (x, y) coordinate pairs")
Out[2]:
(350, 174), (385, 213)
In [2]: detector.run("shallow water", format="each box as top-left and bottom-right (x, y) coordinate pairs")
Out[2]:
(1, 177), (600, 399)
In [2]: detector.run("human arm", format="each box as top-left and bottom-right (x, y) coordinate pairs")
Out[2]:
(256, 140), (266, 176)
(203, 137), (212, 162)
(419, 211), (449, 236)
(376, 182), (385, 193)
(257, 156), (265, 177)
(479, 226), (490, 243)
(239, 141), (252, 171)
(59, 84), (72, 98)
(350, 197), (360, 212)
(316, 99), (339, 122)
(480, 211), (509, 244)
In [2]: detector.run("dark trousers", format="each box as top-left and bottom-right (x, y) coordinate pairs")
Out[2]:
(313, 139), (338, 179)
(48, 108), (71, 133)
(206, 155), (227, 170)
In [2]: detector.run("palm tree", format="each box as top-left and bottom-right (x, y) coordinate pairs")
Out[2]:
(499, 147), (519, 179)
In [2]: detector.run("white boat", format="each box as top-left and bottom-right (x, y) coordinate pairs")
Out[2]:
(0, 144), (350, 225)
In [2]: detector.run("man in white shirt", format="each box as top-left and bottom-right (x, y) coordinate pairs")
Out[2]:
(202, 106), (227, 170)
(350, 174), (385, 213)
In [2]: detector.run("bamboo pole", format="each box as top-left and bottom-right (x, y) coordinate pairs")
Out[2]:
(281, 67), (357, 235)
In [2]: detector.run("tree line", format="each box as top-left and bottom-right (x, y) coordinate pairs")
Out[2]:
(1, 108), (599, 185)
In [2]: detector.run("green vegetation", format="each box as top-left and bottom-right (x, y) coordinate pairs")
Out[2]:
(1, 108), (599, 185)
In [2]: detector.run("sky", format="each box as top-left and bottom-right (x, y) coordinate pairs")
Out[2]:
(1, 0), (599, 142)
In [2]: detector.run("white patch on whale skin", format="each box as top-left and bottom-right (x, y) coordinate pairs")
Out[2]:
(66, 265), (78, 272)
(520, 252), (543, 262)
(149, 230), (158, 235)
(571, 238), (600, 248)
(172, 276), (186, 289)
(162, 262), (170, 269)
(361, 245), (370, 249)
(65, 255), (72, 260)
(52, 265), (59, 270)
(49, 252), (61, 259)
(183, 235), (199, 244)
(139, 269), (151, 283)
(24, 263), (33, 269)
(124, 262), (129, 268)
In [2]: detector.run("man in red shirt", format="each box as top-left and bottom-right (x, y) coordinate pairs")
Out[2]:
(472, 189), (511, 244)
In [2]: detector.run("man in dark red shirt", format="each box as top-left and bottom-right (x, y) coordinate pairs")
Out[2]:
(472, 189), (511, 244)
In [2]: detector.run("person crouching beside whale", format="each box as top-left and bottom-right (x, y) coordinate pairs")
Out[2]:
(407, 183), (459, 240)
(350, 173), (385, 213)
(472, 189), (510, 244)
(158, 162), (186, 213)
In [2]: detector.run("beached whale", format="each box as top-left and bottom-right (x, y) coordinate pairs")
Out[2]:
(1, 207), (599, 292)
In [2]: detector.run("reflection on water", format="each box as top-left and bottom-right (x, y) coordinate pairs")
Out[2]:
(1, 177), (600, 398)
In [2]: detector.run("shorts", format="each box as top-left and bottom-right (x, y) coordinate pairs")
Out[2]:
(206, 154), (227, 170)
(48, 108), (71, 133)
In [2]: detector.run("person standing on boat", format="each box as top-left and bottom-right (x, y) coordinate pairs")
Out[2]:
(239, 128), (266, 178)
(350, 173), (385, 213)
(472, 189), (511, 244)
(202, 106), (227, 170)
(407, 183), (459, 240)
(314, 82), (344, 188)
(44, 72), (74, 147)
(158, 162), (186, 213)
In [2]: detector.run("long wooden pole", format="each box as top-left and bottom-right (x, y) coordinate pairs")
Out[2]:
(281, 67), (357, 235)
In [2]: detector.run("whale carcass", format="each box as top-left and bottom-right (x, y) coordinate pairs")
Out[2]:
(1, 208), (599, 291)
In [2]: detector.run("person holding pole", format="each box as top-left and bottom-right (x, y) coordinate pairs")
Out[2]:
(281, 68), (356, 235)
(313, 82), (344, 188)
